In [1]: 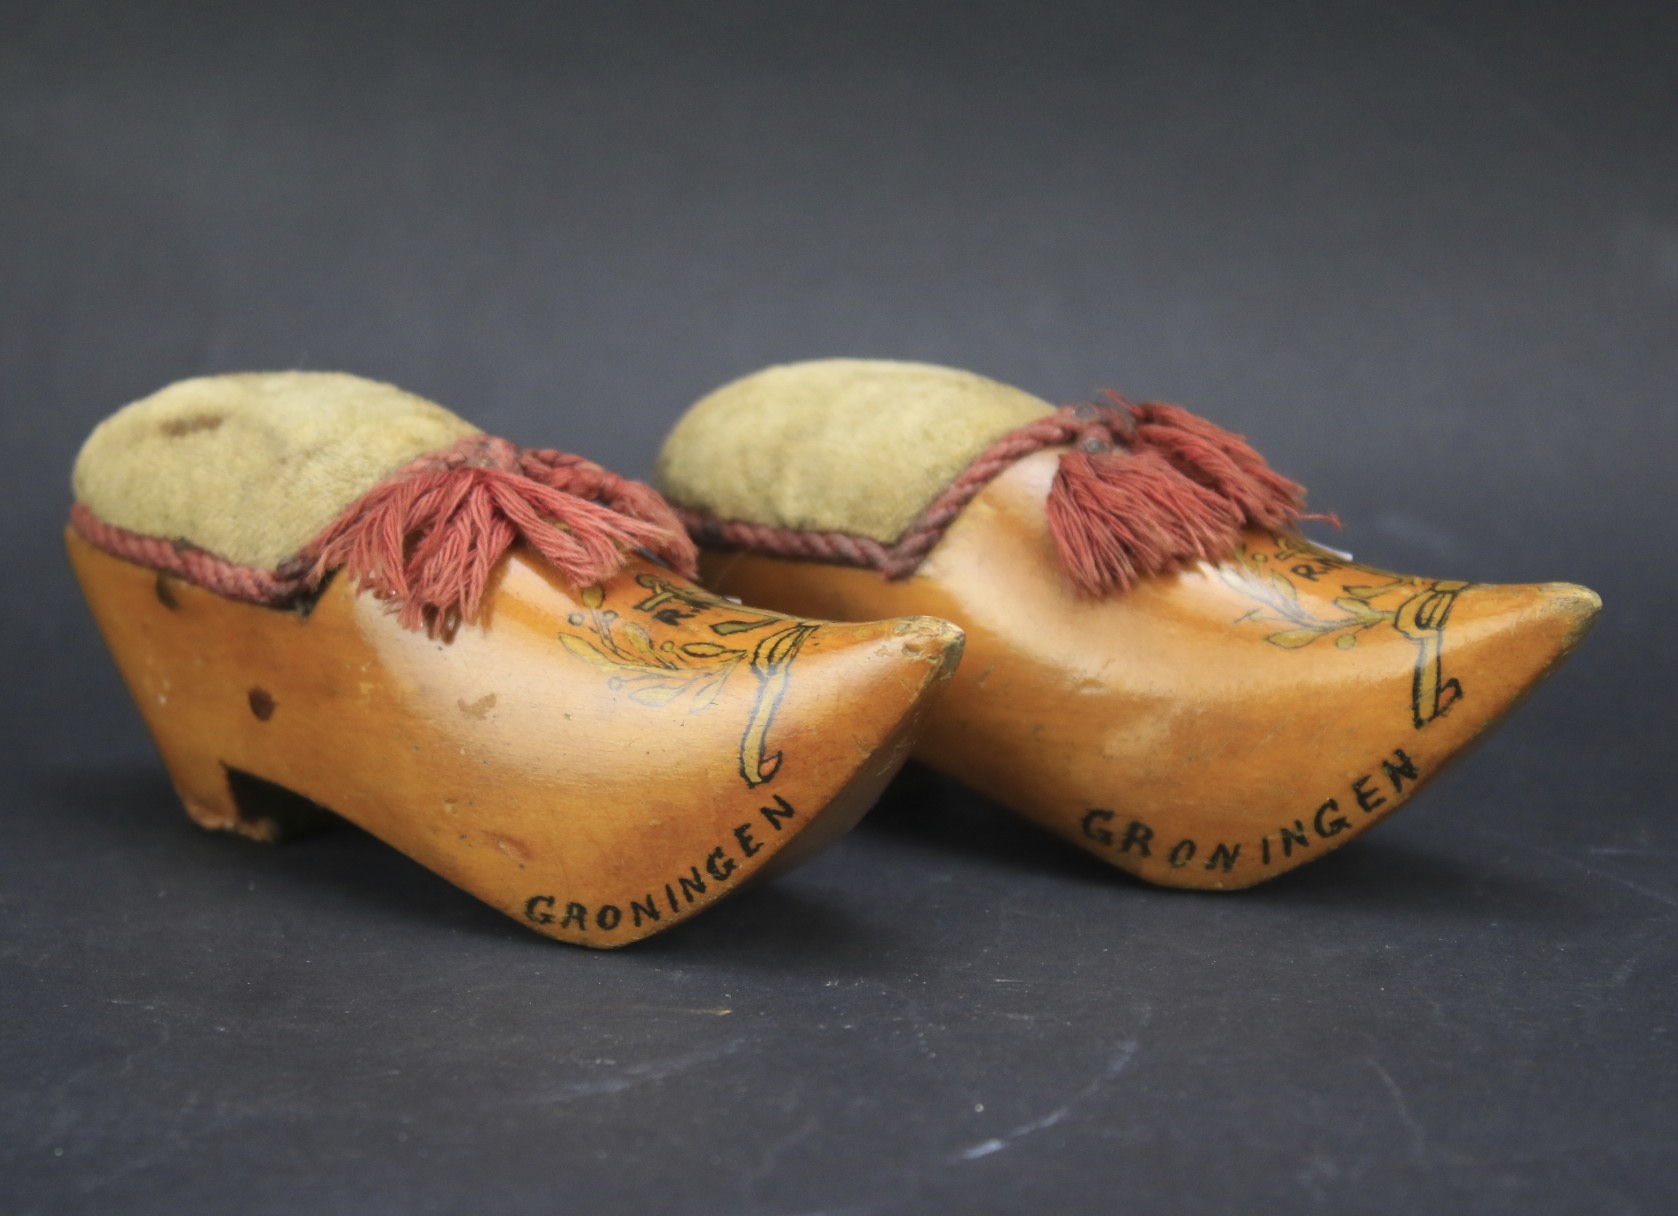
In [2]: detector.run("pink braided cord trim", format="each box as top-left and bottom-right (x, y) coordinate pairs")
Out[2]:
(69, 502), (310, 605)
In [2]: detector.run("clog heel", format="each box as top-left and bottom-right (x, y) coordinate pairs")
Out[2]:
(68, 372), (962, 945)
(657, 359), (1600, 890)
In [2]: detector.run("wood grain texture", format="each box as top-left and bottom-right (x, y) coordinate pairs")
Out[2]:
(68, 530), (963, 945)
(698, 449), (1600, 889)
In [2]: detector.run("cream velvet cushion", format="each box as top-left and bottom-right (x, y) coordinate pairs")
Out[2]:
(656, 359), (1054, 542)
(73, 372), (478, 569)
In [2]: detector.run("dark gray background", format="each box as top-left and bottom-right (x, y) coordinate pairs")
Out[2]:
(3, 2), (1675, 1213)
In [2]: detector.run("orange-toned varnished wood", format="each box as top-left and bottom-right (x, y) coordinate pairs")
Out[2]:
(698, 449), (1601, 890)
(68, 530), (962, 945)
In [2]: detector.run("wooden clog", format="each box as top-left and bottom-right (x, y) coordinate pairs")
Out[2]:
(68, 372), (963, 945)
(658, 360), (1601, 889)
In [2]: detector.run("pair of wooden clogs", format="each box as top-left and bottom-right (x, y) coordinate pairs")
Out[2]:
(67, 363), (1600, 946)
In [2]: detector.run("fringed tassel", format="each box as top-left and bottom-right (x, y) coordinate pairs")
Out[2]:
(1118, 394), (1305, 528)
(1045, 397), (1313, 596)
(304, 435), (697, 634)
(1048, 440), (1243, 595)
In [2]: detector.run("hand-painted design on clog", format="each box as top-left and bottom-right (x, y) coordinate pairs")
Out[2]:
(1219, 533), (1469, 730)
(629, 574), (823, 786)
(559, 580), (818, 787)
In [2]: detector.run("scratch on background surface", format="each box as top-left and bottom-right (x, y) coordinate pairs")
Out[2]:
(1367, 1057), (1432, 1171)
(1471, 826), (1678, 912)
(531, 1040), (746, 1105)
(951, 1040), (1140, 1163)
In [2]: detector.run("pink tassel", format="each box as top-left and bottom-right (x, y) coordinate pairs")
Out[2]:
(304, 436), (697, 635)
(1044, 396), (1317, 596)
(1117, 395), (1306, 528)
(1047, 443), (1244, 596)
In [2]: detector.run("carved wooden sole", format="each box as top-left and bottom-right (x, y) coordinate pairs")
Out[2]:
(69, 530), (962, 944)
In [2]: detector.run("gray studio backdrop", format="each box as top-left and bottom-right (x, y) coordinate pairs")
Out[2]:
(3, 3), (1675, 1215)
